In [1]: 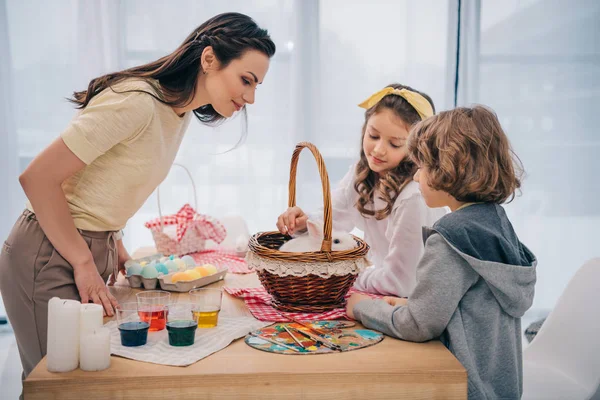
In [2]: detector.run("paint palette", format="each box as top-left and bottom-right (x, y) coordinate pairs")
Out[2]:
(245, 320), (384, 355)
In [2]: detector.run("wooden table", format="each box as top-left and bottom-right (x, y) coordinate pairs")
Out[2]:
(24, 248), (467, 399)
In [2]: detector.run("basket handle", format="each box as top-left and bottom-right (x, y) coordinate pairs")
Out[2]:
(288, 142), (333, 252)
(156, 163), (198, 232)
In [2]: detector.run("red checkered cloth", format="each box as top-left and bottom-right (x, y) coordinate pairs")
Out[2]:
(188, 248), (251, 274)
(144, 204), (227, 243)
(224, 286), (384, 321)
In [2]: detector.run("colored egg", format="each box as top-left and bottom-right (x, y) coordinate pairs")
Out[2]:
(185, 270), (202, 280)
(171, 272), (190, 283)
(154, 263), (169, 275)
(140, 261), (148, 267)
(206, 264), (218, 275)
(174, 259), (186, 271)
(164, 260), (179, 273)
(181, 255), (196, 268)
(141, 265), (158, 279)
(202, 264), (218, 275)
(169, 255), (175, 260)
(194, 264), (217, 277)
(126, 264), (142, 276)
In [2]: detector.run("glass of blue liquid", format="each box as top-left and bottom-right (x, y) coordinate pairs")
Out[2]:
(117, 302), (150, 347)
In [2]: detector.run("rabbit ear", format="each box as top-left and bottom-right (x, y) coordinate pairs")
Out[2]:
(306, 220), (324, 239)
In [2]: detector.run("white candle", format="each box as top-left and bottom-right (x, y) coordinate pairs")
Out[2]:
(47, 297), (80, 372)
(80, 327), (111, 372)
(80, 304), (103, 335)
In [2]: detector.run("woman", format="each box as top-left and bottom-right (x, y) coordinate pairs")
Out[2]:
(0, 12), (275, 378)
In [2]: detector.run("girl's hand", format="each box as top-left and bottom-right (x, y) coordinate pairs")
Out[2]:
(345, 293), (371, 320)
(74, 260), (119, 317)
(276, 206), (308, 236)
(383, 296), (408, 307)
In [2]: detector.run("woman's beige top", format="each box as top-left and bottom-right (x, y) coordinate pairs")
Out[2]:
(27, 79), (191, 231)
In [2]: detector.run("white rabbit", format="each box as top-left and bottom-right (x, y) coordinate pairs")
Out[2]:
(279, 220), (357, 252)
(235, 234), (250, 253)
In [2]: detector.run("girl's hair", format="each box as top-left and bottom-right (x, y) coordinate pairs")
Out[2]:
(355, 83), (435, 220)
(407, 105), (523, 204)
(70, 12), (276, 129)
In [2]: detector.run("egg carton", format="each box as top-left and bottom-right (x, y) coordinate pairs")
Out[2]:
(125, 268), (227, 291)
(124, 254), (227, 292)
(125, 275), (160, 290)
(158, 268), (227, 292)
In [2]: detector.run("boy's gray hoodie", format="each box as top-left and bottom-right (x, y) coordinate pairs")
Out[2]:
(354, 203), (537, 399)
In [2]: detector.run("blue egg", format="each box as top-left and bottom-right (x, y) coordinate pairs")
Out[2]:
(169, 255), (175, 260)
(141, 265), (159, 279)
(126, 264), (142, 276)
(155, 263), (169, 275)
(181, 255), (196, 268)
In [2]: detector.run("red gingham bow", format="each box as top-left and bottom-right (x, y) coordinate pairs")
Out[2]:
(145, 204), (227, 243)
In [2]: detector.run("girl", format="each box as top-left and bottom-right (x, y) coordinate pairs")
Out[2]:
(347, 106), (537, 399)
(276, 84), (446, 297)
(0, 12), (275, 379)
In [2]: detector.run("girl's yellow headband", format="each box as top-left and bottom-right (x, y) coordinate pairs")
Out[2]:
(358, 87), (434, 120)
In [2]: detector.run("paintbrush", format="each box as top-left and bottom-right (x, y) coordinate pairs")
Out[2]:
(275, 311), (328, 335)
(282, 324), (306, 349)
(248, 331), (300, 352)
(291, 327), (342, 352)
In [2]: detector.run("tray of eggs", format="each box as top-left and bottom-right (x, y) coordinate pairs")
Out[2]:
(124, 254), (226, 292)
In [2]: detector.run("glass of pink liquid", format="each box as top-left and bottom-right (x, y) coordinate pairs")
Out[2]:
(136, 290), (171, 331)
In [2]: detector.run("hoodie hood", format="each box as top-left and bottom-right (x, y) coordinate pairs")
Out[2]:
(455, 239), (536, 318)
(425, 203), (537, 318)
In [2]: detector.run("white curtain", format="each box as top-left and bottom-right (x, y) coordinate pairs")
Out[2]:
(0, 0), (122, 240)
(75, 0), (122, 87)
(0, 0), (21, 241)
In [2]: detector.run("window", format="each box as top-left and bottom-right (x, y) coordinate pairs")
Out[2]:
(470, 0), (600, 310)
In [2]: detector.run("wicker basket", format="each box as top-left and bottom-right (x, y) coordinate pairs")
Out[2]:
(247, 142), (370, 312)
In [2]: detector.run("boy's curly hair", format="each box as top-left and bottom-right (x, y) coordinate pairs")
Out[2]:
(407, 105), (523, 204)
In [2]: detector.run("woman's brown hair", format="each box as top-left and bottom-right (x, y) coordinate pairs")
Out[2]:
(407, 105), (523, 203)
(70, 12), (276, 128)
(355, 83), (435, 220)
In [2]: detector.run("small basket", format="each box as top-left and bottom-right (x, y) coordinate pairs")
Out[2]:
(247, 142), (370, 312)
(146, 164), (207, 256)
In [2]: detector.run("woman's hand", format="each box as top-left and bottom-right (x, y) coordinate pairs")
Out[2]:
(74, 260), (119, 317)
(383, 296), (408, 307)
(276, 206), (308, 236)
(345, 293), (372, 320)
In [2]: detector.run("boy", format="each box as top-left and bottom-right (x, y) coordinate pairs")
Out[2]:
(347, 106), (537, 399)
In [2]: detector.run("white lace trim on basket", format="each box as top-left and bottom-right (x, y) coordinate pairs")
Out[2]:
(245, 251), (370, 278)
